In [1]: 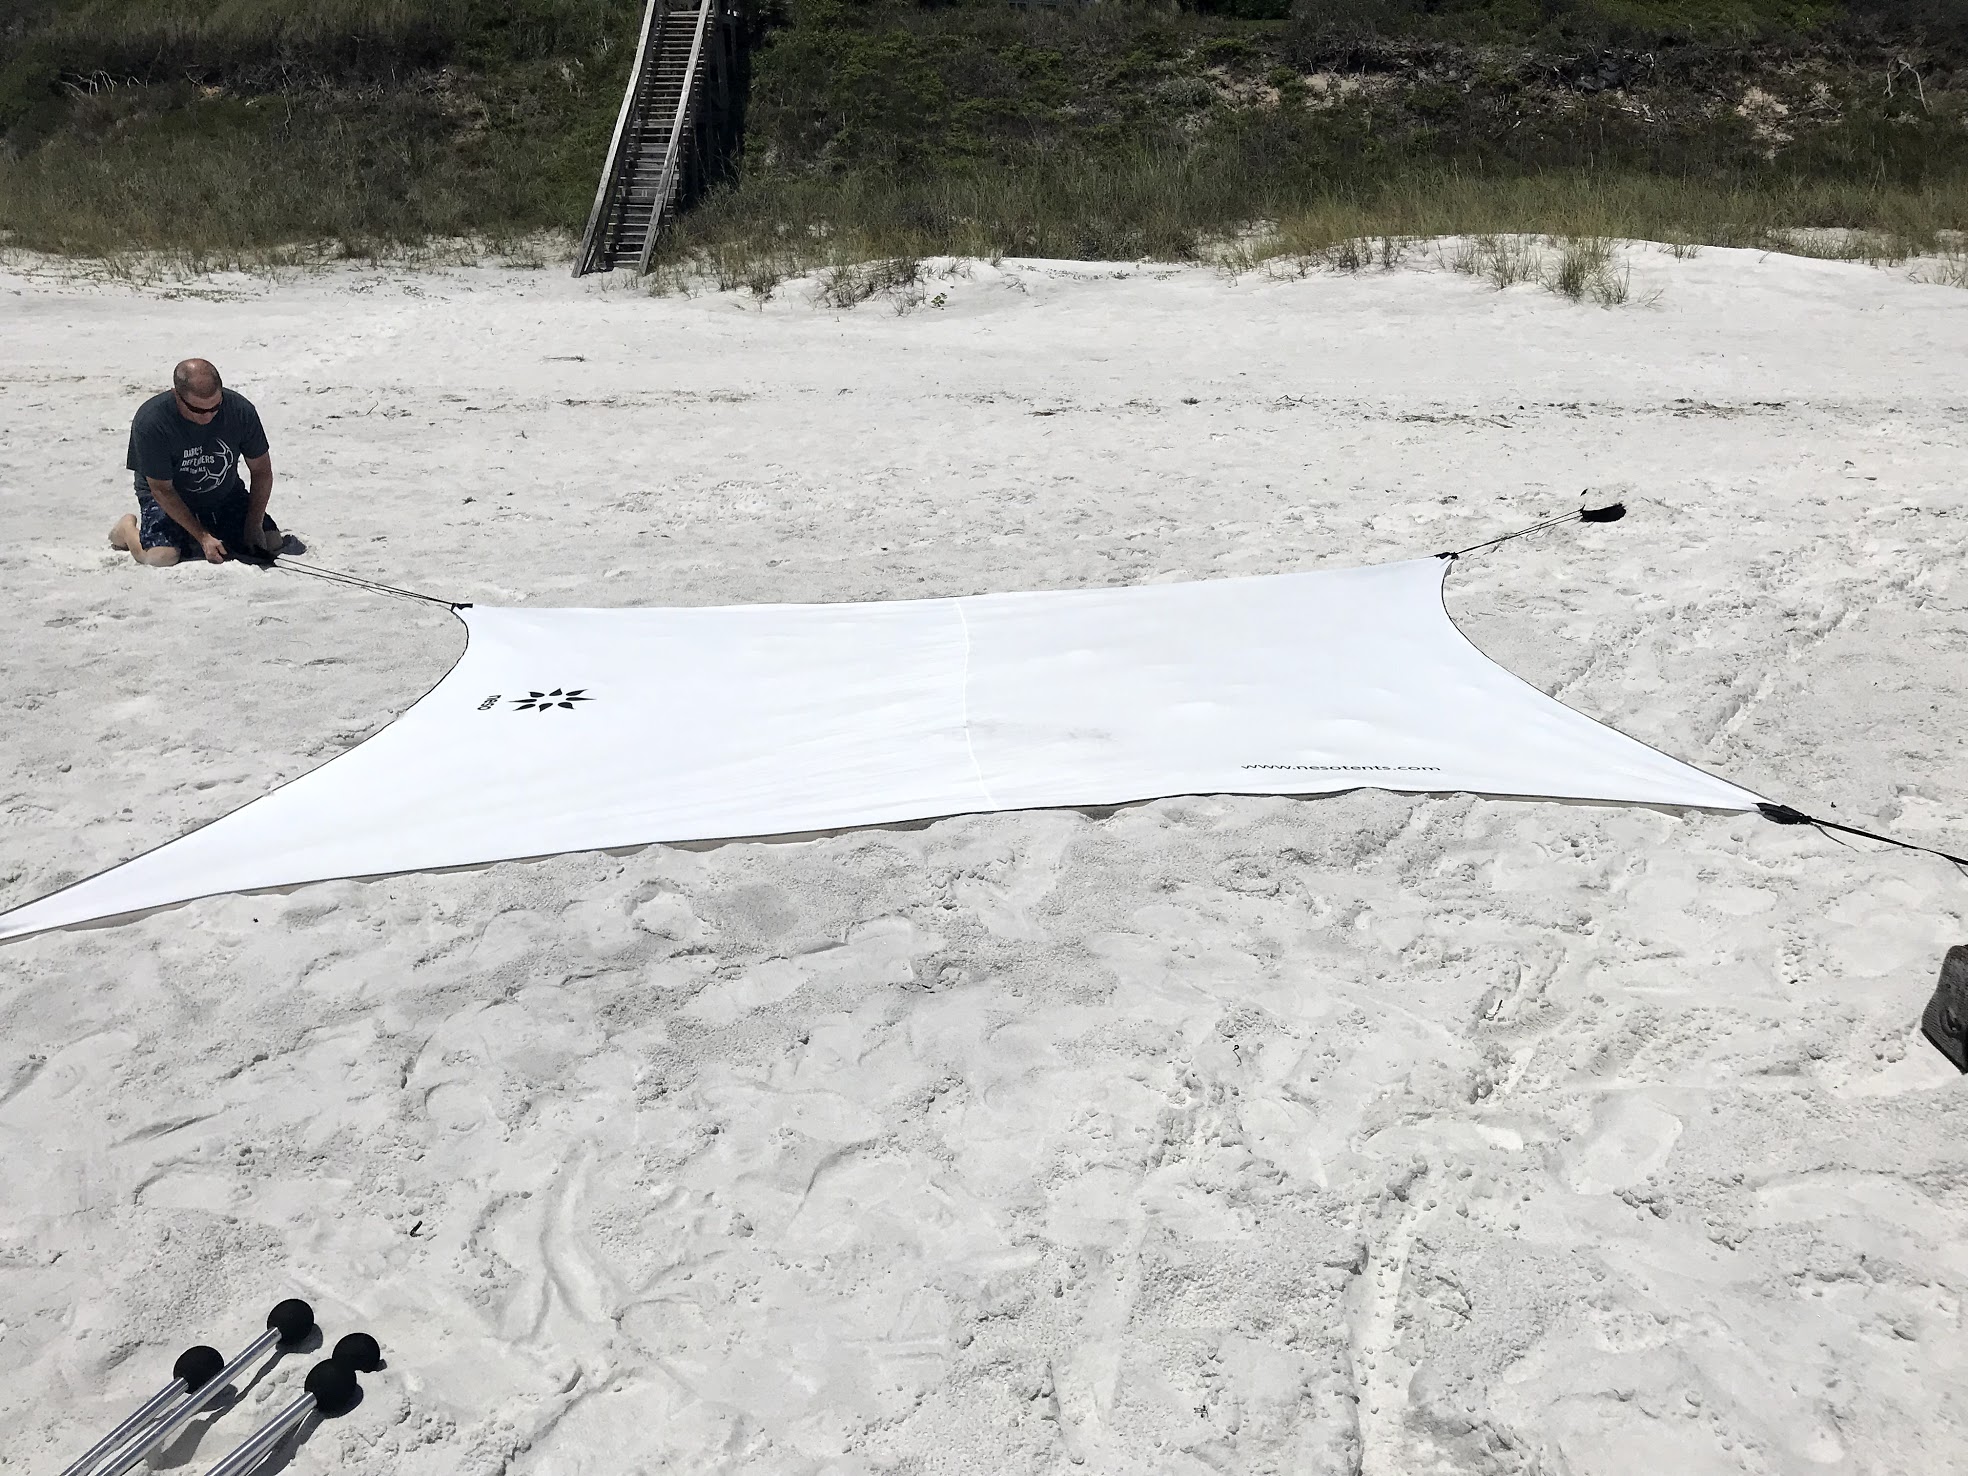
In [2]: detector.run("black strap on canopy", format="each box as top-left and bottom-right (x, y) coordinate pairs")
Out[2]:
(1757, 802), (1968, 873)
(1438, 501), (1627, 561)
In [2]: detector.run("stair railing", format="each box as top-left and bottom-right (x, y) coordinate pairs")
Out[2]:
(573, 0), (666, 276)
(635, 0), (716, 275)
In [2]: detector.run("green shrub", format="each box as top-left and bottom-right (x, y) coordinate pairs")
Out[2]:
(2, 0), (1965, 267)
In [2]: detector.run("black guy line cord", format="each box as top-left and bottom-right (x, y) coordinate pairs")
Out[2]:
(1438, 501), (1627, 561)
(1434, 503), (1965, 880)
(1758, 803), (1968, 874)
(242, 550), (467, 611)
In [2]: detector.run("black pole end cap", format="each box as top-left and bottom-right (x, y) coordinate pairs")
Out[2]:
(267, 1299), (316, 1346)
(304, 1360), (361, 1418)
(1758, 802), (1812, 826)
(331, 1333), (383, 1373)
(1579, 502), (1626, 523)
(174, 1345), (226, 1393)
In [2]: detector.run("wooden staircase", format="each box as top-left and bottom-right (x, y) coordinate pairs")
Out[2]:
(573, 0), (720, 276)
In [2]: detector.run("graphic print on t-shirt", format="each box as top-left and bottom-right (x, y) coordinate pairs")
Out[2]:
(180, 438), (235, 494)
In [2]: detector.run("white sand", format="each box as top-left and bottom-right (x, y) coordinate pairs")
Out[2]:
(2, 245), (1966, 1475)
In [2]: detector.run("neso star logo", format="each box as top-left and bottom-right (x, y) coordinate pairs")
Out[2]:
(512, 689), (592, 712)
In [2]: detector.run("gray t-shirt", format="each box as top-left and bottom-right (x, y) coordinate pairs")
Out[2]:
(127, 389), (270, 510)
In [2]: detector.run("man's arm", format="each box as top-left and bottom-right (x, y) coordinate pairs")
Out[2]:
(244, 453), (274, 547)
(146, 477), (228, 564)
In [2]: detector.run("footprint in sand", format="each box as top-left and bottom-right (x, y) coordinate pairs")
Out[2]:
(424, 1079), (498, 1132)
(135, 1167), (239, 1213)
(631, 891), (713, 951)
(1559, 1095), (1682, 1194)
(949, 816), (1076, 940)
(685, 916), (936, 1026)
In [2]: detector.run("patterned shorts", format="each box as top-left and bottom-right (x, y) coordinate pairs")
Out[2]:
(137, 490), (275, 559)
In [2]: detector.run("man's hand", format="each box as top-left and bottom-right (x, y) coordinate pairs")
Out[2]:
(224, 521), (279, 563)
(148, 478), (224, 563)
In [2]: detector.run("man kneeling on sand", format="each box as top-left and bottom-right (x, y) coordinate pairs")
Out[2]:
(110, 358), (292, 566)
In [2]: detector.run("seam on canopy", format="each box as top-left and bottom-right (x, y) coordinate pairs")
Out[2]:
(953, 600), (1000, 809)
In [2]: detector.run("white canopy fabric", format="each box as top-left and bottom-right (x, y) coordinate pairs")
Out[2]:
(0, 558), (1762, 940)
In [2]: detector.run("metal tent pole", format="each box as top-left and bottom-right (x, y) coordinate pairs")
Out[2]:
(57, 1345), (224, 1476)
(92, 1300), (314, 1476)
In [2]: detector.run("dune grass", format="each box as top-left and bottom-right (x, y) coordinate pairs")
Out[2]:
(2, 0), (1964, 279)
(646, 154), (1967, 297)
(0, 0), (636, 263)
(0, 91), (614, 266)
(643, 0), (1967, 291)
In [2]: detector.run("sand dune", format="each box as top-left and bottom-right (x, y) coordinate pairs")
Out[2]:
(2, 245), (1965, 1474)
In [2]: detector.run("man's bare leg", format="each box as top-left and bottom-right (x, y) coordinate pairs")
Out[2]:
(110, 513), (180, 567)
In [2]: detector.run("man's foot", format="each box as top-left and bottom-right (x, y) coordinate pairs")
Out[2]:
(109, 513), (178, 567)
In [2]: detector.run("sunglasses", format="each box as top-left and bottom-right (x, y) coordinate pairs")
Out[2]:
(177, 391), (223, 414)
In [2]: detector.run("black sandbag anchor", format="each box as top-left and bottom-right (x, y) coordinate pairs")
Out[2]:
(228, 540), (277, 568)
(1922, 945), (1968, 1073)
(223, 518), (300, 568)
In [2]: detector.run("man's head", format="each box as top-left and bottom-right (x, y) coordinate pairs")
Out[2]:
(172, 359), (224, 423)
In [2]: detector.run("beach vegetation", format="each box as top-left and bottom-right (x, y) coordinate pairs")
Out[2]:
(0, 0), (1963, 283)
